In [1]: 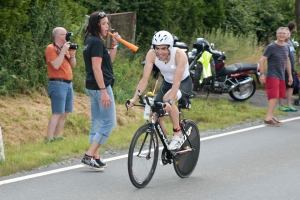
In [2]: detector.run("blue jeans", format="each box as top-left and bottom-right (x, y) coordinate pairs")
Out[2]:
(86, 86), (116, 145)
(47, 81), (74, 114)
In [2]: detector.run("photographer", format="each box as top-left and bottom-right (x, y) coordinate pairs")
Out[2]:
(44, 27), (77, 142)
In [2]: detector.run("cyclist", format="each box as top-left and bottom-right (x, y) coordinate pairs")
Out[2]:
(127, 30), (192, 150)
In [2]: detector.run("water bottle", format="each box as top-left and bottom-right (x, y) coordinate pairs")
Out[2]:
(143, 104), (151, 120)
(143, 92), (154, 120)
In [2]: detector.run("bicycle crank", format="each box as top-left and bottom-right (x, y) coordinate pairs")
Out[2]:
(161, 148), (172, 165)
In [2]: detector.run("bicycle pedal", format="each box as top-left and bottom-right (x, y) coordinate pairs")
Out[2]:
(176, 149), (193, 155)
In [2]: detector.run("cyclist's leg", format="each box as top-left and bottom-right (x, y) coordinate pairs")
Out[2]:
(156, 79), (187, 138)
(162, 93), (180, 136)
(155, 80), (170, 138)
(160, 87), (182, 150)
(170, 107), (180, 134)
(165, 77), (193, 150)
(164, 76), (193, 136)
(157, 117), (168, 137)
(163, 93), (183, 150)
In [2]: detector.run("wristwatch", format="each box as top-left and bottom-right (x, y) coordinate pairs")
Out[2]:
(260, 72), (264, 75)
(166, 99), (173, 106)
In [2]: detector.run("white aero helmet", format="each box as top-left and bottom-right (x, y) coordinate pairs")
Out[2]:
(152, 30), (174, 50)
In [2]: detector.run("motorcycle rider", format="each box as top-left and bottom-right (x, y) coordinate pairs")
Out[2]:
(127, 30), (192, 150)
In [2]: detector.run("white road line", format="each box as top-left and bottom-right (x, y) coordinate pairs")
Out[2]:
(0, 165), (83, 185)
(1, 116), (299, 186)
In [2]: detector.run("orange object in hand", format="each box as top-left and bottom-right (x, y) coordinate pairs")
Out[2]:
(108, 32), (139, 52)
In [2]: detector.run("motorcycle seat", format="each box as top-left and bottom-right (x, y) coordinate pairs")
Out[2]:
(219, 62), (259, 75)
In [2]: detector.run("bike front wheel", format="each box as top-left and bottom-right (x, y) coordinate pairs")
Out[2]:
(128, 123), (159, 188)
(173, 119), (200, 178)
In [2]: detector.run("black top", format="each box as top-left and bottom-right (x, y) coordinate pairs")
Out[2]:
(83, 35), (114, 90)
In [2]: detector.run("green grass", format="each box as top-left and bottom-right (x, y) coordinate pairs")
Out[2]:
(1, 137), (89, 175)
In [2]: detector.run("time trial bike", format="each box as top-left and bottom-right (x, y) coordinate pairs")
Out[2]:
(126, 90), (200, 188)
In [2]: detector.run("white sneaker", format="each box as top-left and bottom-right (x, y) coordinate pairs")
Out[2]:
(168, 135), (184, 150)
(166, 138), (172, 145)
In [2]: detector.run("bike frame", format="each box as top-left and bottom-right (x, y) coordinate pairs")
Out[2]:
(131, 90), (197, 163)
(146, 102), (195, 159)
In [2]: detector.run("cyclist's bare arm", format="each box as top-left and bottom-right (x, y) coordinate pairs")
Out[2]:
(128, 50), (155, 107)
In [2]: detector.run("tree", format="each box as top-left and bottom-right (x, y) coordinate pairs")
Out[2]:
(296, 0), (300, 39)
(223, 0), (294, 43)
(0, 0), (87, 95)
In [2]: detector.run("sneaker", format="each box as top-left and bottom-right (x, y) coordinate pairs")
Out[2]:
(272, 118), (282, 125)
(278, 105), (290, 112)
(94, 157), (107, 168)
(286, 105), (298, 112)
(168, 135), (184, 150)
(264, 119), (281, 127)
(53, 137), (63, 141)
(44, 138), (55, 143)
(81, 154), (105, 171)
(166, 138), (172, 145)
(44, 137), (63, 143)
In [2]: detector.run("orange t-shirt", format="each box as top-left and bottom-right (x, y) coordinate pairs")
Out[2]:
(45, 44), (73, 80)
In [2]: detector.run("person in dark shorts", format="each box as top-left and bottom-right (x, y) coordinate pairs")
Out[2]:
(127, 30), (193, 150)
(259, 27), (293, 126)
(278, 23), (298, 112)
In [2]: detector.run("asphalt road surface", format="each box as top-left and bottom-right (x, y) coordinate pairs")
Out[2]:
(1, 90), (300, 200)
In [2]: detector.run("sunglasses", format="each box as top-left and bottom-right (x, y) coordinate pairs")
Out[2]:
(98, 12), (106, 18)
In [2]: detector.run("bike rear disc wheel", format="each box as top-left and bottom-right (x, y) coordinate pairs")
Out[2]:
(173, 120), (200, 178)
(128, 124), (159, 188)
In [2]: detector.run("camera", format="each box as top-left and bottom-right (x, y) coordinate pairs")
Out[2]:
(66, 32), (78, 50)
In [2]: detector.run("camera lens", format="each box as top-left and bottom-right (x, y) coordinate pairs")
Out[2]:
(69, 44), (78, 50)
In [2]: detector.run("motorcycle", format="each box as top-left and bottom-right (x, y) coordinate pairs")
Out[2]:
(188, 38), (260, 101)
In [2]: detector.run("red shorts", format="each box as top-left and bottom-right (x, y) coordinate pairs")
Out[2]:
(265, 77), (286, 100)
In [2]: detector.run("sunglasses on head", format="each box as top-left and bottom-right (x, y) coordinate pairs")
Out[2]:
(98, 12), (106, 18)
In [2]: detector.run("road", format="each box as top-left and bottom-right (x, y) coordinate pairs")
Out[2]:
(1, 116), (300, 200)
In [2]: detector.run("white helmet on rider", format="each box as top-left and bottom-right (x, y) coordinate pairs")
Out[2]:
(152, 30), (174, 51)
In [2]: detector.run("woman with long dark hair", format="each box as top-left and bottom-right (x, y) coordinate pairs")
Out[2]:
(81, 12), (120, 171)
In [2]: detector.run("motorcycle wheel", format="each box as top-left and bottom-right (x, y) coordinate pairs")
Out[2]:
(229, 77), (256, 101)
